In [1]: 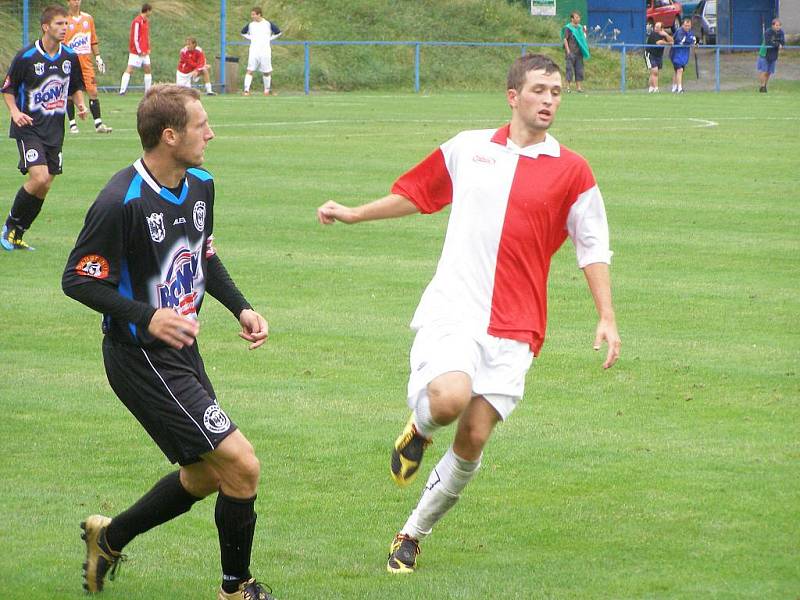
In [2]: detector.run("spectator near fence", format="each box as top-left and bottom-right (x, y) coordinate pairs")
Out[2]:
(645, 22), (673, 93)
(757, 19), (785, 93)
(669, 18), (696, 93)
(561, 11), (590, 93)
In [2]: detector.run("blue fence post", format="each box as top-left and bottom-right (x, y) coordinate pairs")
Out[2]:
(620, 43), (627, 93)
(219, 0), (226, 92)
(23, 0), (29, 46)
(414, 43), (421, 93)
(714, 46), (720, 92)
(304, 42), (310, 95)
(521, 44), (527, 56)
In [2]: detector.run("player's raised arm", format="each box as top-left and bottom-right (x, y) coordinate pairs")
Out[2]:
(317, 193), (418, 225)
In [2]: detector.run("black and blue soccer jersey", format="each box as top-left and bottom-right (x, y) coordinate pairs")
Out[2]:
(63, 159), (217, 348)
(1, 40), (85, 146)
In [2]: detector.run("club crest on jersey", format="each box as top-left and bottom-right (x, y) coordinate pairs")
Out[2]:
(62, 60), (71, 75)
(34, 62), (45, 75)
(193, 201), (206, 232)
(146, 212), (165, 243)
(157, 247), (201, 318)
(203, 404), (231, 434)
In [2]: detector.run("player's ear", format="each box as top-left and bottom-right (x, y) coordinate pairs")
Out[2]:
(507, 87), (519, 109)
(161, 127), (179, 147)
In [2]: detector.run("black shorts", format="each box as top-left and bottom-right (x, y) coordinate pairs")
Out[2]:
(644, 52), (663, 70)
(103, 336), (238, 465)
(15, 134), (63, 175)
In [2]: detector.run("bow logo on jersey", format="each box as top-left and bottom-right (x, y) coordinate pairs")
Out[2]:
(146, 212), (165, 243)
(156, 247), (201, 318)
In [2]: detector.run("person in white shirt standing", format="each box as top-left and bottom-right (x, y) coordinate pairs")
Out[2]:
(241, 6), (282, 96)
(317, 53), (621, 574)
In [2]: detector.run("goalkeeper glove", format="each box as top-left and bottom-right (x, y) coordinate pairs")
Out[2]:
(95, 55), (106, 74)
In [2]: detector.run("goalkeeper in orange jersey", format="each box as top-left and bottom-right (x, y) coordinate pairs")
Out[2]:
(64, 0), (112, 133)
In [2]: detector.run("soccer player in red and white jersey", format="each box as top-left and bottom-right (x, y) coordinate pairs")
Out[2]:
(119, 3), (152, 95)
(176, 37), (216, 95)
(317, 53), (621, 574)
(64, 0), (111, 133)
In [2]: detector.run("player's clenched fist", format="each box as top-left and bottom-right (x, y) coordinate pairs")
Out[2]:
(317, 201), (358, 225)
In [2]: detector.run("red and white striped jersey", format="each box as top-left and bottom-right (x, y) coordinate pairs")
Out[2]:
(392, 125), (612, 355)
(129, 14), (150, 55)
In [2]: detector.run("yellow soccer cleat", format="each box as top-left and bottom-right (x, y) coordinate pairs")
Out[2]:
(387, 533), (420, 574)
(80, 515), (125, 593)
(390, 414), (432, 487)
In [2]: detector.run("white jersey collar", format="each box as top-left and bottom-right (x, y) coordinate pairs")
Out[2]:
(491, 125), (560, 159)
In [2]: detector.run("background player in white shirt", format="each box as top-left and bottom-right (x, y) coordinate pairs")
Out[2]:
(317, 53), (621, 574)
(241, 6), (282, 95)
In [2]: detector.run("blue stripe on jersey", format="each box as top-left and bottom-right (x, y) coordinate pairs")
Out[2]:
(118, 258), (138, 340)
(187, 167), (213, 182)
(158, 181), (188, 205)
(124, 174), (143, 204)
(22, 46), (37, 59)
(63, 45), (76, 55)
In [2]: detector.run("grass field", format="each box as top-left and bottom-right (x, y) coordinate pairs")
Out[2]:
(0, 87), (798, 599)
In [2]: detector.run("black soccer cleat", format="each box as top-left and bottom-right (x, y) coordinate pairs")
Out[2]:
(390, 414), (432, 487)
(387, 533), (420, 574)
(80, 515), (126, 593)
(217, 578), (275, 600)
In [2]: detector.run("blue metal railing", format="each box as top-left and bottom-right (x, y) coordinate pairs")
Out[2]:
(220, 38), (786, 95)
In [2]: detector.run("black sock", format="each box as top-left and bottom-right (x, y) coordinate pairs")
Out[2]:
(105, 471), (200, 552)
(5, 187), (44, 235)
(216, 491), (257, 593)
(90, 98), (102, 122)
(67, 99), (75, 121)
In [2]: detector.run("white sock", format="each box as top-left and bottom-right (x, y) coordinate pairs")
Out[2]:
(144, 74), (152, 92)
(671, 84), (677, 92)
(412, 395), (441, 439)
(263, 75), (271, 93)
(69, 119), (76, 127)
(120, 72), (130, 93)
(205, 81), (213, 93)
(244, 74), (253, 92)
(400, 447), (481, 540)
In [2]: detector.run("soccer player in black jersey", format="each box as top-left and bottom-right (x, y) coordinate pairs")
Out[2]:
(1, 5), (87, 251)
(63, 85), (274, 600)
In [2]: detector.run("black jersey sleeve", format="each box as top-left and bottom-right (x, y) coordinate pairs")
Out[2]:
(62, 193), (155, 328)
(206, 254), (252, 318)
(1, 49), (26, 96)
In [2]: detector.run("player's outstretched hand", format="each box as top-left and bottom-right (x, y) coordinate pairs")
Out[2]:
(593, 317), (621, 369)
(76, 103), (88, 120)
(238, 308), (269, 350)
(148, 308), (200, 349)
(317, 201), (358, 225)
(11, 110), (33, 128)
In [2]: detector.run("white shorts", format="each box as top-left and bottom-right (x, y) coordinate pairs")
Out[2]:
(247, 52), (272, 73)
(406, 324), (534, 421)
(176, 71), (198, 87)
(127, 53), (151, 68)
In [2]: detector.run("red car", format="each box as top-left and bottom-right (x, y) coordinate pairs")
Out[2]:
(646, 0), (683, 33)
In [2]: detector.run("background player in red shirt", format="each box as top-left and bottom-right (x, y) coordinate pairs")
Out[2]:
(176, 37), (215, 95)
(64, 0), (112, 133)
(318, 53), (621, 574)
(119, 3), (152, 95)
